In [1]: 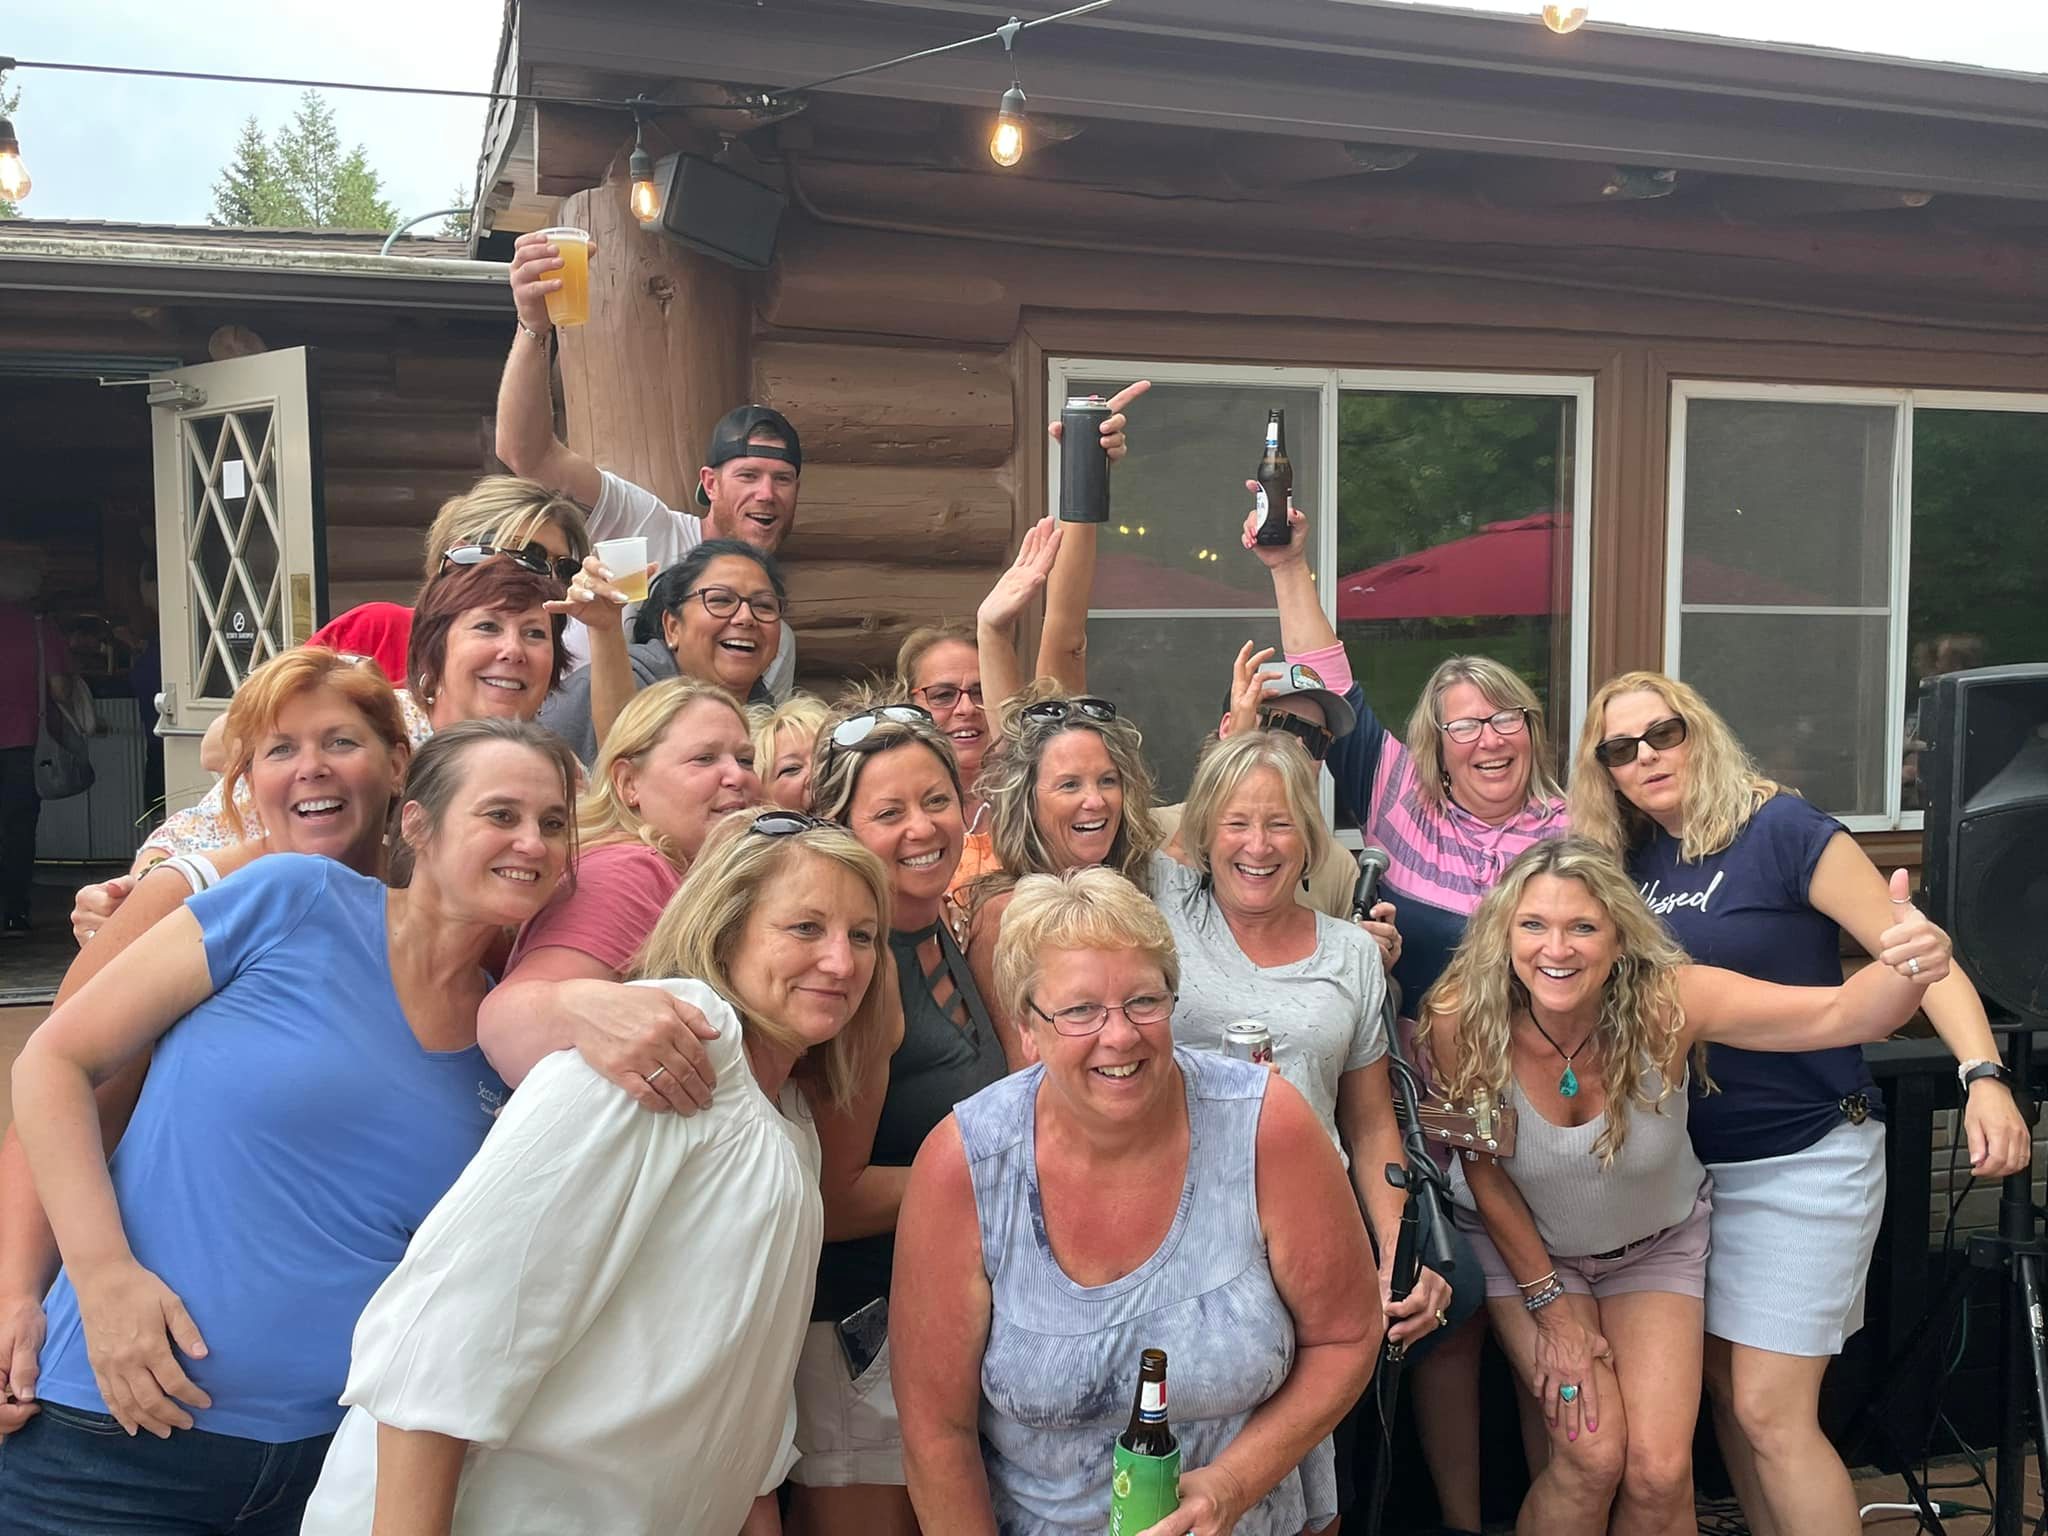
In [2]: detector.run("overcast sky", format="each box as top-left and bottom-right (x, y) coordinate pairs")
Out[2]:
(5, 0), (2043, 228)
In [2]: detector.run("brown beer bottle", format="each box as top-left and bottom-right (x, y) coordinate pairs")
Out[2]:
(1254, 408), (1294, 547)
(1119, 1348), (1178, 1458)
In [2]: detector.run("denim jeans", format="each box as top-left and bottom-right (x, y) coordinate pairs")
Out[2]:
(0, 1398), (333, 1535)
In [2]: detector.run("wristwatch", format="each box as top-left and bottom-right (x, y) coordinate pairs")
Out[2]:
(1958, 1058), (2013, 1091)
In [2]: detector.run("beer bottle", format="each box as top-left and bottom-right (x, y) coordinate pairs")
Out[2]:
(1254, 408), (1294, 548)
(1107, 1348), (1180, 1534)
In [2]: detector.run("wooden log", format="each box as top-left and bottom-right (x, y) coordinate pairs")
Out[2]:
(325, 579), (418, 617)
(776, 465), (1013, 566)
(554, 165), (752, 513)
(321, 413), (490, 471)
(782, 561), (995, 634)
(392, 350), (508, 401)
(323, 532), (426, 586)
(752, 341), (1012, 467)
(321, 467), (483, 529)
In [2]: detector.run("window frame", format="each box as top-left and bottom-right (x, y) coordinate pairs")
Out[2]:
(1048, 358), (1596, 840)
(1665, 381), (2048, 832)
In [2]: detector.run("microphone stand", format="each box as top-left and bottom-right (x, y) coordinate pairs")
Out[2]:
(1363, 981), (1458, 1536)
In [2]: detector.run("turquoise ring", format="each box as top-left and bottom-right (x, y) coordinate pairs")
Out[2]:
(1559, 1383), (1580, 1403)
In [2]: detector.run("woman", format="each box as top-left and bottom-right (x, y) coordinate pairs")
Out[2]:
(788, 700), (1009, 1536)
(1573, 672), (2030, 1536)
(123, 556), (567, 872)
(756, 692), (834, 811)
(478, 679), (761, 1103)
(1420, 836), (1951, 1535)
(0, 721), (577, 1533)
(895, 624), (997, 890)
(1249, 493), (1566, 1536)
(541, 539), (785, 762)
(1157, 730), (1479, 1496)
(299, 809), (892, 1536)
(0, 650), (413, 1435)
(963, 682), (1161, 1056)
(307, 475), (592, 686)
(893, 866), (1382, 1535)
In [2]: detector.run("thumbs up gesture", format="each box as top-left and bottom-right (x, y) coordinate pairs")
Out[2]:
(1878, 869), (1952, 987)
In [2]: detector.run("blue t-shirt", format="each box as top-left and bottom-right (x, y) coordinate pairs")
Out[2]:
(1627, 793), (1881, 1165)
(37, 854), (505, 1441)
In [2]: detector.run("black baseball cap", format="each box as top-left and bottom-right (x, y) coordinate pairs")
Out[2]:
(696, 404), (803, 506)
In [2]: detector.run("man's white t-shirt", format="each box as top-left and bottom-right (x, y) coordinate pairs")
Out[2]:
(563, 469), (796, 700)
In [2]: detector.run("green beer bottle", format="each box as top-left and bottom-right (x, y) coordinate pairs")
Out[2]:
(1107, 1348), (1180, 1534)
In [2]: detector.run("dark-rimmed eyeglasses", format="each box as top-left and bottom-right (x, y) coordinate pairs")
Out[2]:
(1258, 709), (1334, 763)
(747, 809), (836, 838)
(1020, 696), (1118, 728)
(1438, 707), (1530, 744)
(682, 585), (784, 625)
(912, 681), (985, 713)
(441, 542), (579, 585)
(1594, 715), (1688, 770)
(1025, 991), (1176, 1037)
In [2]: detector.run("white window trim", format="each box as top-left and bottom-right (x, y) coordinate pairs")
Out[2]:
(1666, 381), (2048, 832)
(1050, 359), (1595, 841)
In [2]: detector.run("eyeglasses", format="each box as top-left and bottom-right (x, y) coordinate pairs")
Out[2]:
(682, 585), (784, 624)
(1026, 992), (1176, 1037)
(1594, 715), (1689, 769)
(747, 809), (836, 838)
(1258, 709), (1334, 763)
(441, 542), (579, 585)
(823, 704), (936, 767)
(1020, 696), (1118, 727)
(913, 681), (985, 712)
(1438, 707), (1530, 744)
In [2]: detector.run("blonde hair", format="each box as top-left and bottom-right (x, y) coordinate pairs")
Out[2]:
(629, 807), (893, 1112)
(1417, 836), (1695, 1166)
(751, 693), (835, 800)
(992, 865), (1180, 1029)
(973, 681), (1160, 903)
(1176, 731), (1333, 902)
(421, 475), (591, 584)
(579, 679), (751, 865)
(896, 623), (977, 695)
(1405, 656), (1563, 815)
(1571, 671), (1787, 863)
(808, 690), (964, 827)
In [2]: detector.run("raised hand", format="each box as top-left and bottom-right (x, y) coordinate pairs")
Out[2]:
(1226, 642), (1278, 736)
(1048, 379), (1153, 464)
(979, 516), (1064, 634)
(508, 230), (599, 332)
(544, 552), (647, 629)
(1239, 480), (1308, 569)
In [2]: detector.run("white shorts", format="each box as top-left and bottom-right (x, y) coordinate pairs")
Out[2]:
(788, 1319), (907, 1488)
(1705, 1116), (1887, 1357)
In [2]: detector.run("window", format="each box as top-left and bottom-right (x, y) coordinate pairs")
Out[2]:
(1052, 362), (1592, 809)
(1667, 385), (2048, 830)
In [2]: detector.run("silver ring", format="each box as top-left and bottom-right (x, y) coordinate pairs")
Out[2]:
(644, 1065), (669, 1086)
(1907, 956), (1922, 977)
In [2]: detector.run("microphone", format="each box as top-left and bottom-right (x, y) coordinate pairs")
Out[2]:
(1352, 844), (1391, 923)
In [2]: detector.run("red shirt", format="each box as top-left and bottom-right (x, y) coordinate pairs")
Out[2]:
(308, 603), (415, 689)
(0, 604), (71, 750)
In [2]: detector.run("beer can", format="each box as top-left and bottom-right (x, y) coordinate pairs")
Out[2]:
(1223, 1020), (1273, 1065)
(1059, 395), (1112, 523)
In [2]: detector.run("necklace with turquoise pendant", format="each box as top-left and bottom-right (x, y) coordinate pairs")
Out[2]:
(1528, 1015), (1593, 1098)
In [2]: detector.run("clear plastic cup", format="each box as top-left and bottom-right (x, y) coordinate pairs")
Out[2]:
(540, 226), (591, 326)
(594, 536), (650, 602)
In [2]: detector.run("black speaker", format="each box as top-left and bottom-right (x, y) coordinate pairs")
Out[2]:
(641, 153), (785, 271)
(1918, 664), (2048, 1024)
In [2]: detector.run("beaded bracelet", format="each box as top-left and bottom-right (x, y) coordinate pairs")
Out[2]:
(1522, 1276), (1567, 1313)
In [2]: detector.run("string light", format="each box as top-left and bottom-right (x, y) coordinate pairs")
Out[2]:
(990, 19), (1029, 168)
(0, 117), (29, 203)
(1541, 5), (1589, 33)
(627, 97), (662, 223)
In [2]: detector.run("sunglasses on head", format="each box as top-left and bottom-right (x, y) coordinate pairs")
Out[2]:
(1258, 708), (1334, 763)
(747, 809), (837, 838)
(1020, 696), (1118, 728)
(821, 704), (936, 769)
(441, 542), (579, 585)
(1594, 715), (1689, 769)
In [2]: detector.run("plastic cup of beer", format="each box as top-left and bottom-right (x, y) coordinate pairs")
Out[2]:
(594, 537), (651, 603)
(540, 226), (591, 327)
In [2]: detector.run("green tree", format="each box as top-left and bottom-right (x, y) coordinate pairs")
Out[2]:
(208, 91), (399, 229)
(210, 116), (294, 226)
(441, 183), (475, 239)
(0, 72), (21, 220)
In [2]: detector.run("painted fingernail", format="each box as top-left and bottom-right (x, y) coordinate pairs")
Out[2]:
(1588, 1419), (1598, 1431)
(1568, 1429), (1578, 1441)
(597, 566), (614, 581)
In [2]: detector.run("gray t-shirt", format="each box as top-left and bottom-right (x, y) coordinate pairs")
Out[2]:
(1150, 852), (1387, 1155)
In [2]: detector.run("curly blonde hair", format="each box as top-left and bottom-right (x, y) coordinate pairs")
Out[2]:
(1417, 836), (1696, 1166)
(1571, 671), (1787, 864)
(972, 680), (1159, 903)
(579, 679), (752, 866)
(1405, 655), (1564, 816)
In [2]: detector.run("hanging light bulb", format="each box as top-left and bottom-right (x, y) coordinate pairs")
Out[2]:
(1541, 5), (1589, 33)
(990, 84), (1028, 168)
(626, 101), (662, 223)
(0, 118), (30, 203)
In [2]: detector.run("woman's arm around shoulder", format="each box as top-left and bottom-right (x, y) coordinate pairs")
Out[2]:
(893, 1116), (1000, 1536)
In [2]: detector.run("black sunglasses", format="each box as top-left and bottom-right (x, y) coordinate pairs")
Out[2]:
(1020, 696), (1118, 727)
(1594, 715), (1689, 769)
(1259, 708), (1334, 763)
(442, 541), (579, 585)
(748, 809), (836, 838)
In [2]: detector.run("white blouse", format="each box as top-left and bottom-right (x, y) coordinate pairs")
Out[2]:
(301, 979), (821, 1536)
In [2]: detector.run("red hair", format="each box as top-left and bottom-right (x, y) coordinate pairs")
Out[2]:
(406, 558), (569, 705)
(220, 648), (410, 837)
